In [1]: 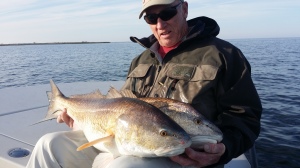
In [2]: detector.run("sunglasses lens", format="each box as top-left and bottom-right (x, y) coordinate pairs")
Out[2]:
(160, 9), (177, 21)
(144, 7), (178, 24)
(144, 14), (158, 24)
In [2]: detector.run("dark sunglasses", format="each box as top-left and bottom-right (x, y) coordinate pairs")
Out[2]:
(144, 2), (183, 25)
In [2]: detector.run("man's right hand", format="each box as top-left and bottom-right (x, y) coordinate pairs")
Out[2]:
(57, 108), (74, 129)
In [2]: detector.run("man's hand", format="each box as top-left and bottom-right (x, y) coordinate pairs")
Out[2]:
(170, 143), (225, 168)
(56, 108), (74, 129)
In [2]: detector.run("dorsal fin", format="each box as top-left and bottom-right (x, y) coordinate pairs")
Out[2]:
(106, 87), (137, 99)
(106, 87), (123, 98)
(70, 89), (104, 99)
(120, 89), (137, 98)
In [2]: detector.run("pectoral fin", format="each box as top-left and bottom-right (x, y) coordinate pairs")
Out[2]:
(77, 135), (114, 151)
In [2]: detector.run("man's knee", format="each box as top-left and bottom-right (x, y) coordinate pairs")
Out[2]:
(36, 132), (68, 151)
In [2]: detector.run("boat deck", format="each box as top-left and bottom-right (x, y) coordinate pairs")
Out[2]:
(0, 81), (251, 168)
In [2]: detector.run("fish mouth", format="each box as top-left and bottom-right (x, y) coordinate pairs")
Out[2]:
(190, 135), (223, 149)
(155, 147), (185, 157)
(154, 140), (192, 157)
(154, 146), (188, 157)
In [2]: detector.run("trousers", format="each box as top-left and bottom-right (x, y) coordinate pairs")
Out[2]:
(26, 131), (223, 168)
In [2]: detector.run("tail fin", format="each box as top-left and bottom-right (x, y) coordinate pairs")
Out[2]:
(30, 80), (64, 126)
(45, 80), (65, 118)
(30, 114), (57, 126)
(47, 80), (65, 115)
(50, 79), (64, 98)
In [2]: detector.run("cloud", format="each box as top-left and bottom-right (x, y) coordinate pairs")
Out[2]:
(0, 0), (37, 9)
(0, 0), (299, 43)
(188, 0), (300, 19)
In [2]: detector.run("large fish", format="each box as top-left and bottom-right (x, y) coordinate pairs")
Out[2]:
(45, 80), (191, 157)
(107, 88), (223, 149)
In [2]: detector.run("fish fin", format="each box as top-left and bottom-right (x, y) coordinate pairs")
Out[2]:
(95, 89), (104, 97)
(48, 79), (65, 113)
(106, 87), (137, 99)
(77, 135), (114, 151)
(106, 87), (123, 98)
(46, 91), (53, 102)
(37, 79), (65, 126)
(69, 89), (105, 99)
(50, 79), (64, 97)
(29, 116), (57, 126)
(92, 153), (115, 168)
(120, 89), (137, 98)
(102, 140), (121, 158)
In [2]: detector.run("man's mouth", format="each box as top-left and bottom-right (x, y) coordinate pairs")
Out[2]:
(161, 31), (171, 36)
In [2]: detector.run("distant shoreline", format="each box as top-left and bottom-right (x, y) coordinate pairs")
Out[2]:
(0, 41), (110, 46)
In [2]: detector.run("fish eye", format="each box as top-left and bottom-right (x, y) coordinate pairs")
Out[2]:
(159, 130), (168, 136)
(194, 118), (202, 125)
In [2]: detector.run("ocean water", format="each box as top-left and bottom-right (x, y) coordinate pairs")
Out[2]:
(0, 42), (144, 88)
(229, 38), (300, 168)
(1, 37), (299, 168)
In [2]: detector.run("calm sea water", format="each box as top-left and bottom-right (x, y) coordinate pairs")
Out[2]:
(1, 38), (299, 168)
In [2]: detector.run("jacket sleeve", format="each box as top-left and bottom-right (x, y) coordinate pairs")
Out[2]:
(216, 48), (262, 164)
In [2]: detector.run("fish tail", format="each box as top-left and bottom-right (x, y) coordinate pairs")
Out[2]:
(29, 116), (57, 126)
(31, 80), (65, 126)
(46, 79), (65, 119)
(49, 79), (64, 98)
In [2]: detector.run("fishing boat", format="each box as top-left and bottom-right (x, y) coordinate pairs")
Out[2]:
(0, 81), (257, 168)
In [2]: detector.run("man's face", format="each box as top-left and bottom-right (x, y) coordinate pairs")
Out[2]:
(145, 1), (188, 47)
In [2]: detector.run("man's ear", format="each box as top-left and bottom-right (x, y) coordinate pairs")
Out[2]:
(183, 2), (188, 19)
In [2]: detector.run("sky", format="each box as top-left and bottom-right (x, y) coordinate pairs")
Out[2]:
(1, 0), (300, 44)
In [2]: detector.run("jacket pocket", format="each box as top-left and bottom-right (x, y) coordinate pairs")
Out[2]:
(165, 64), (218, 103)
(125, 64), (154, 97)
(128, 64), (151, 78)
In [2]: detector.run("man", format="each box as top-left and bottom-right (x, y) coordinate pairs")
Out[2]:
(27, 0), (262, 167)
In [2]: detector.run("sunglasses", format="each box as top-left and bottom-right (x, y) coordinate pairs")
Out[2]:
(144, 2), (183, 25)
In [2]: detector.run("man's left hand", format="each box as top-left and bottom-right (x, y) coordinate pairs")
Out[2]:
(170, 143), (225, 168)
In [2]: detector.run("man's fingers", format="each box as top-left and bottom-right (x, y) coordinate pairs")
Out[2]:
(185, 147), (206, 160)
(56, 108), (68, 124)
(56, 110), (65, 123)
(204, 143), (225, 154)
(56, 115), (63, 123)
(171, 145), (226, 168)
(170, 155), (198, 167)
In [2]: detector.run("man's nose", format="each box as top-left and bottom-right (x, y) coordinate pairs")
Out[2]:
(156, 17), (167, 29)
